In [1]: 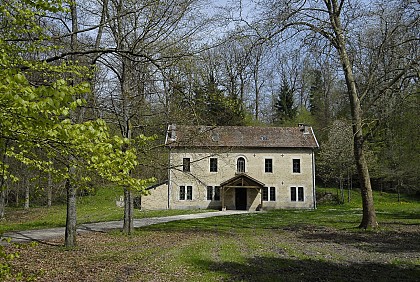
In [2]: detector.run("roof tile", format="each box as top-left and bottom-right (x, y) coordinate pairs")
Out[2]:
(166, 125), (319, 148)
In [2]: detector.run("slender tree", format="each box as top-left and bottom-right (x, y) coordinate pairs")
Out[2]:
(253, 0), (418, 228)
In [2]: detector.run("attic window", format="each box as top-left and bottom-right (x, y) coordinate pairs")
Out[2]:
(261, 135), (268, 141)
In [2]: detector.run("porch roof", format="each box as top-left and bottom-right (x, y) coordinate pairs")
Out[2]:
(220, 173), (265, 189)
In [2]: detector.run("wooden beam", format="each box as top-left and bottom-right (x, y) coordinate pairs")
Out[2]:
(224, 185), (262, 189)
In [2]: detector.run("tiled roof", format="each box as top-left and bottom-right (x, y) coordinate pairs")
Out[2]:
(166, 125), (319, 149)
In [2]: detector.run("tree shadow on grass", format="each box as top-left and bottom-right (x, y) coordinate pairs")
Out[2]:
(297, 226), (420, 254)
(192, 256), (420, 282)
(379, 211), (420, 221)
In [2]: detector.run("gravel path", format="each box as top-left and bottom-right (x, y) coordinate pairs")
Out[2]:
(1, 210), (250, 244)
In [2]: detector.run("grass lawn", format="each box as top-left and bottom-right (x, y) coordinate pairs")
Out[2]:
(2, 187), (420, 281)
(0, 187), (212, 234)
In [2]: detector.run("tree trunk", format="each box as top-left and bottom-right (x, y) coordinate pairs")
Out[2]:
(239, 73), (245, 113)
(47, 171), (52, 207)
(63, 0), (79, 249)
(65, 175), (77, 248)
(0, 142), (8, 219)
(339, 178), (344, 204)
(24, 178), (30, 210)
(123, 187), (134, 234)
(328, 0), (377, 228)
(347, 170), (351, 203)
(0, 188), (5, 219)
(15, 184), (19, 208)
(254, 70), (260, 121)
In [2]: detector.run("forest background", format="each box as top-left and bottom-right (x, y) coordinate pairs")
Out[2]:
(0, 0), (418, 238)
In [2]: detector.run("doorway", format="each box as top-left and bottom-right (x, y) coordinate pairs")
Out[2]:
(235, 188), (247, 210)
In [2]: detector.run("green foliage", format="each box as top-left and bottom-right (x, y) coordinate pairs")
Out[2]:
(374, 93), (420, 192)
(193, 79), (246, 126)
(0, 0), (154, 195)
(0, 239), (32, 281)
(0, 239), (15, 281)
(308, 68), (335, 128)
(278, 106), (316, 127)
(273, 77), (297, 124)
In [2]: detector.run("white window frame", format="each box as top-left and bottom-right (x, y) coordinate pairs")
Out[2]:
(292, 158), (301, 173)
(236, 156), (247, 173)
(209, 158), (218, 172)
(179, 185), (193, 201)
(182, 157), (191, 172)
(269, 186), (276, 201)
(263, 186), (276, 201)
(290, 186), (304, 202)
(264, 158), (273, 173)
(186, 185), (192, 200)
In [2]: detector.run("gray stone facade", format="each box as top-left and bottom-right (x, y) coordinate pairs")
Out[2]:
(141, 125), (319, 211)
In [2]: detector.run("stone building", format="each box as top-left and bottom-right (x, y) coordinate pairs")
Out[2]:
(141, 124), (319, 211)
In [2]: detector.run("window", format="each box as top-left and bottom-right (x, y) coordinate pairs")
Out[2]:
(180, 185), (192, 200)
(180, 186), (186, 200)
(210, 158), (218, 172)
(207, 186), (213, 200)
(262, 187), (268, 201)
(263, 187), (276, 201)
(237, 157), (245, 173)
(291, 187), (304, 202)
(298, 187), (304, 202)
(265, 159), (273, 173)
(207, 186), (221, 201)
(292, 159), (300, 173)
(291, 187), (296, 201)
(269, 187), (276, 201)
(183, 158), (190, 172)
(186, 186), (192, 200)
(214, 186), (220, 201)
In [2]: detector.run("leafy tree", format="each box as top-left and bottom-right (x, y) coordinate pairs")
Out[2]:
(253, 0), (418, 228)
(0, 0), (153, 247)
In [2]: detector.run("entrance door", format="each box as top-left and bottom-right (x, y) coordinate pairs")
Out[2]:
(235, 188), (247, 210)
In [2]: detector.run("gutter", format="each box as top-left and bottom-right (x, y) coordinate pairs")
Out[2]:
(168, 146), (171, 210)
(312, 149), (317, 209)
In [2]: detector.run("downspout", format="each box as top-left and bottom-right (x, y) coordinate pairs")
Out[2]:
(311, 126), (319, 210)
(312, 150), (317, 209)
(165, 124), (172, 210)
(167, 147), (171, 210)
